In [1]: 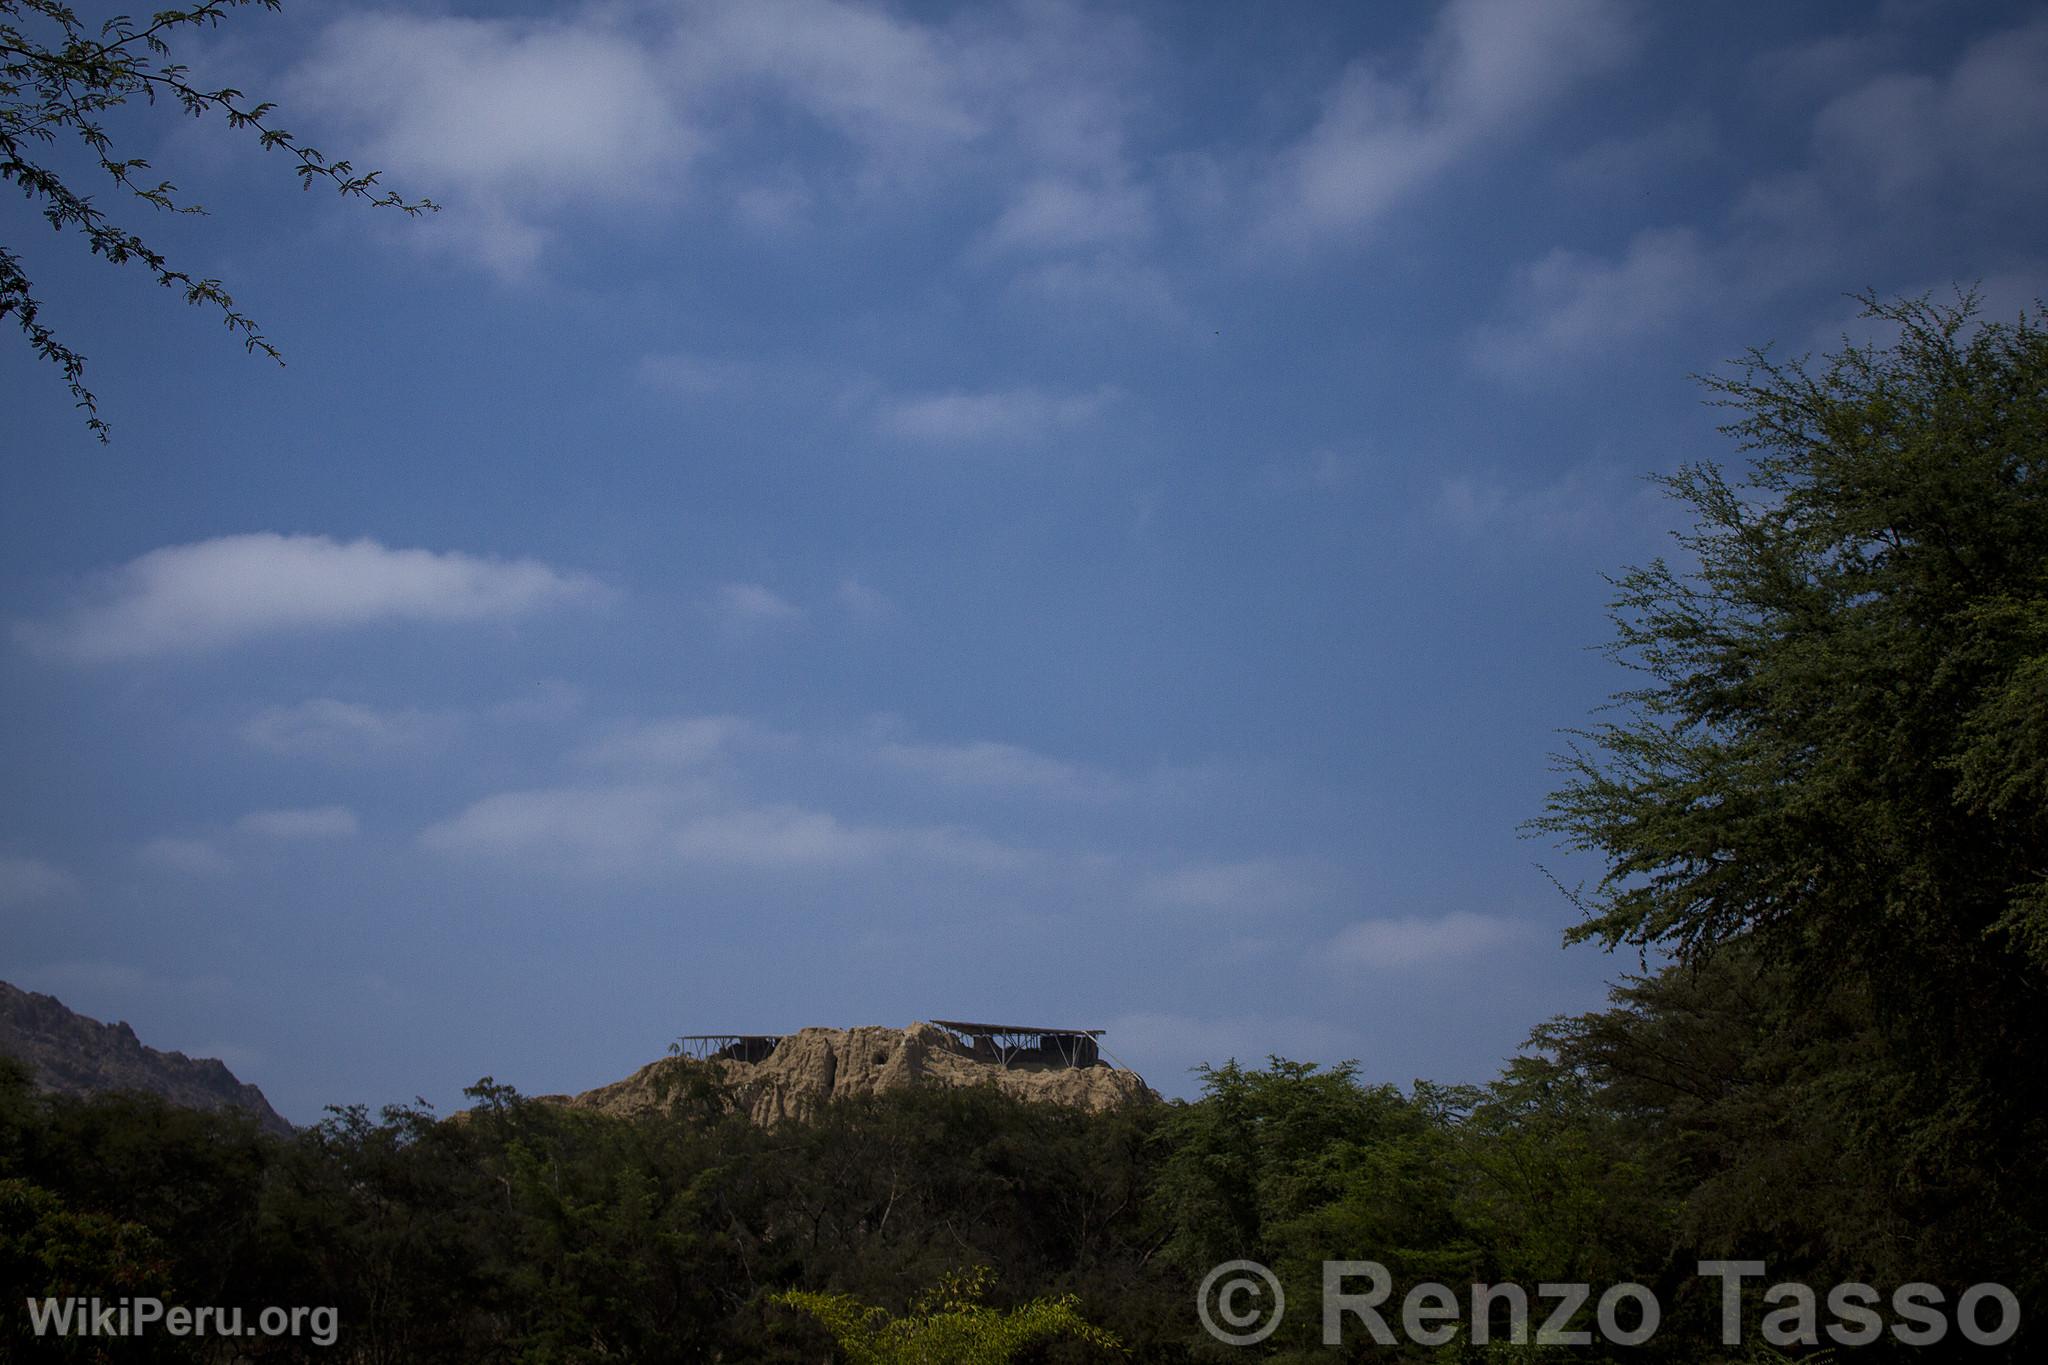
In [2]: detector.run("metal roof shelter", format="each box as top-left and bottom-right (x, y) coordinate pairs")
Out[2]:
(672, 1022), (1116, 1071)
(929, 1020), (1105, 1069)
(673, 1034), (784, 1063)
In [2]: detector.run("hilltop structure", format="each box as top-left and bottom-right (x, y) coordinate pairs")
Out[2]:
(674, 1021), (1107, 1070)
(562, 1021), (1154, 1125)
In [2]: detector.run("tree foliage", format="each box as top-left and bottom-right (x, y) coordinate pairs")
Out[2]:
(0, 0), (434, 438)
(1535, 294), (2048, 1149)
(775, 1265), (1125, 1365)
(1539, 293), (2047, 968)
(0, 1036), (2036, 1360)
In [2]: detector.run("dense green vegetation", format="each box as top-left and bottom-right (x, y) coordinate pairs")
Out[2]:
(3, 296), (2041, 1359)
(2, 992), (2035, 1361)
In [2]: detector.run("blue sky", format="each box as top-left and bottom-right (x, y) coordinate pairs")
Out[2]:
(3, 0), (2044, 1123)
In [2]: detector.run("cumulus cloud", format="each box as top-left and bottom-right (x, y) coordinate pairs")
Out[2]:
(242, 698), (451, 763)
(19, 534), (601, 662)
(877, 385), (1114, 443)
(284, 0), (1151, 276)
(1326, 911), (1530, 970)
(290, 11), (697, 272)
(0, 854), (79, 906)
(138, 837), (234, 878)
(235, 806), (360, 840)
(1265, 0), (1631, 242)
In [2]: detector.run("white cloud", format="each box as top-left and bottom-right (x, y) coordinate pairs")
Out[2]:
(290, 11), (697, 273)
(420, 783), (1028, 877)
(243, 699), (450, 763)
(283, 1), (970, 274)
(1435, 461), (1659, 543)
(1809, 20), (2048, 207)
(235, 806), (360, 840)
(1557, 112), (1717, 189)
(1746, 31), (1899, 104)
(1472, 16), (2048, 378)
(834, 577), (895, 620)
(869, 736), (1122, 802)
(672, 0), (980, 158)
(731, 174), (816, 231)
(0, 854), (79, 906)
(1140, 858), (1329, 912)
(1265, 0), (1631, 242)
(710, 582), (804, 630)
(138, 837), (234, 878)
(284, 0), (1165, 287)
(668, 804), (887, 868)
(1003, 255), (1184, 325)
(420, 786), (678, 868)
(1326, 911), (1530, 970)
(20, 533), (601, 662)
(489, 680), (587, 725)
(576, 714), (781, 769)
(1469, 227), (1713, 378)
(980, 176), (1153, 255)
(877, 385), (1114, 443)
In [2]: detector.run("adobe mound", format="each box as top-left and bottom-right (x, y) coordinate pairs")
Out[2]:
(557, 1021), (1157, 1125)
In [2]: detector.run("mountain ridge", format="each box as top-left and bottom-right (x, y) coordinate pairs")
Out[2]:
(0, 979), (293, 1137)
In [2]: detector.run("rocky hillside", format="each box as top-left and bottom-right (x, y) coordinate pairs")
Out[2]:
(558, 1022), (1157, 1125)
(0, 980), (293, 1137)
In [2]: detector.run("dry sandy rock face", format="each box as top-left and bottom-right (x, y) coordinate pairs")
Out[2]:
(556, 1022), (1157, 1125)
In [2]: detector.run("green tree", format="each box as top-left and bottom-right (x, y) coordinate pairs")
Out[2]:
(1533, 291), (2048, 1310)
(1519, 949), (1943, 1350)
(1, 0), (434, 438)
(0, 1177), (187, 1362)
(774, 1265), (1124, 1365)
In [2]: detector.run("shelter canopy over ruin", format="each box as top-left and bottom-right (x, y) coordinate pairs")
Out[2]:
(673, 1034), (783, 1063)
(673, 1022), (1113, 1070)
(929, 1020), (1104, 1069)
